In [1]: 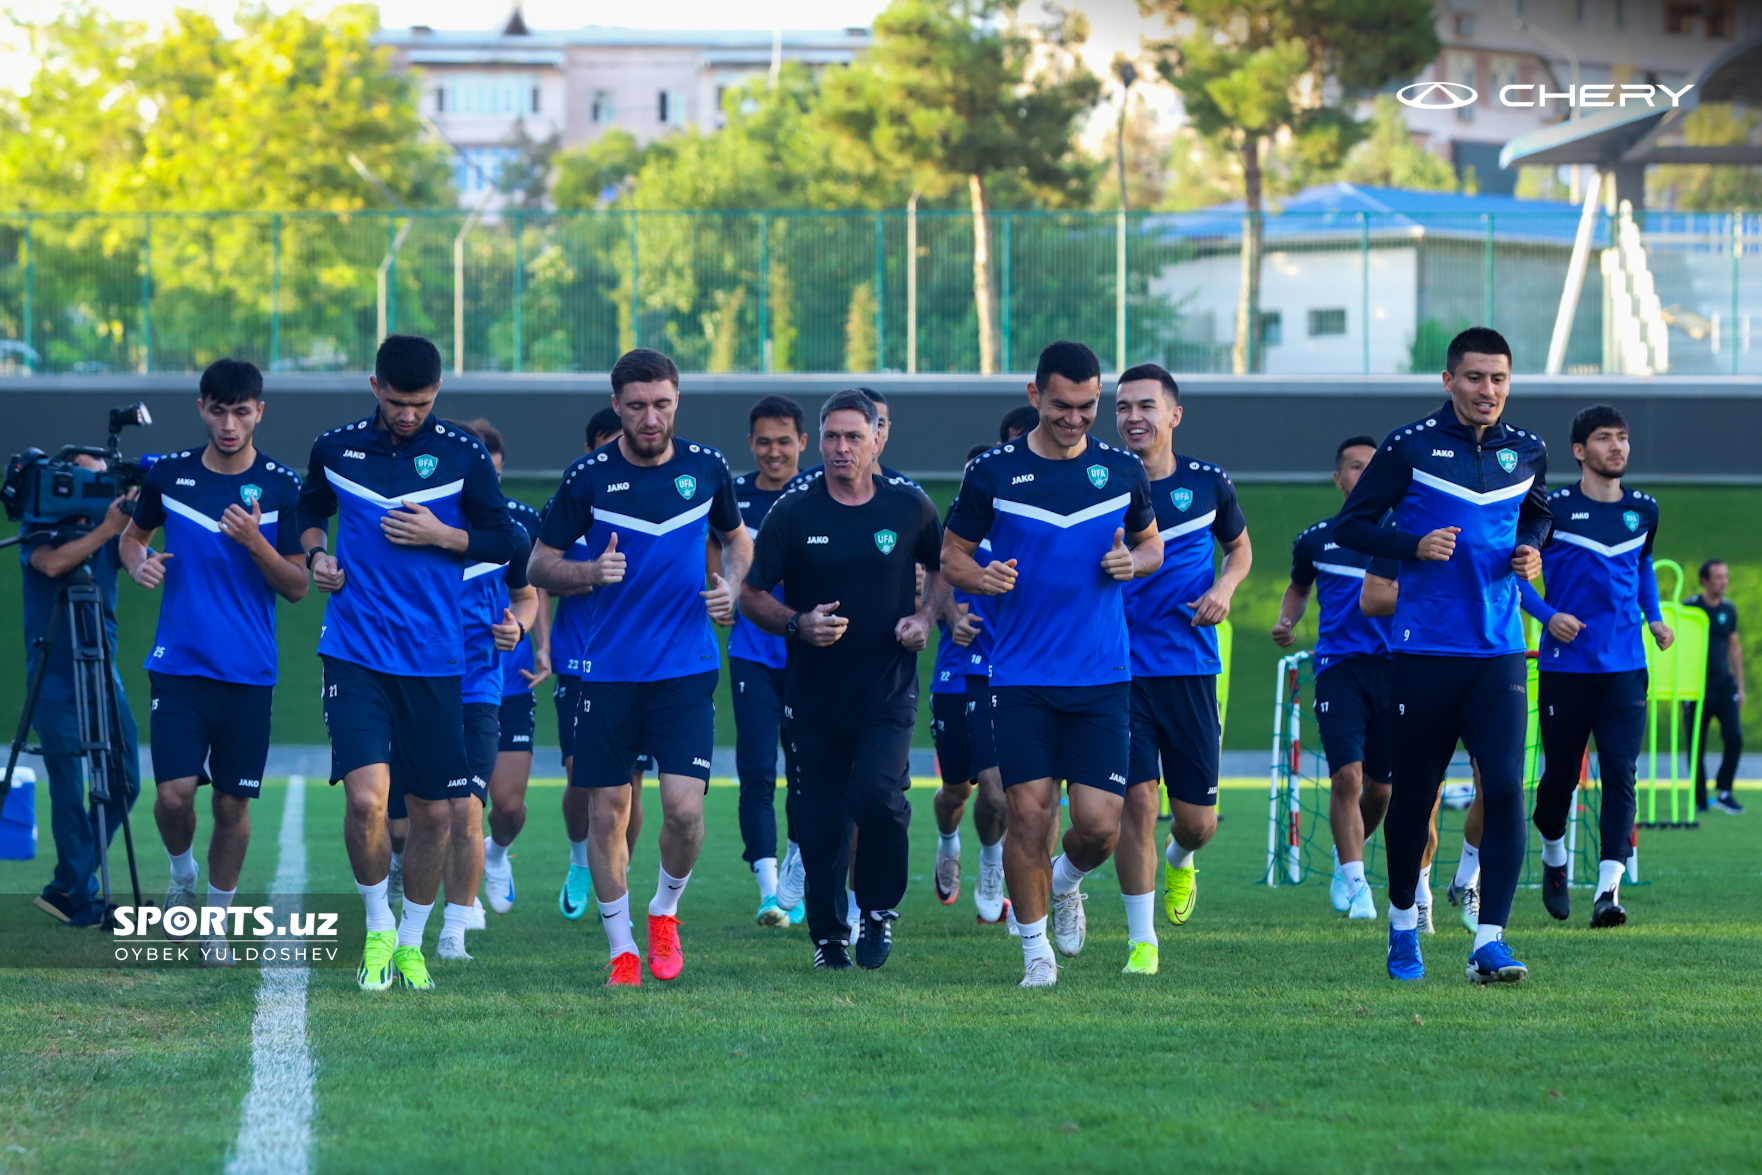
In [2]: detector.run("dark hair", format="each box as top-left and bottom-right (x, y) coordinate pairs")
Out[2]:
(1335, 435), (1378, 469)
(1035, 340), (1101, 390)
(457, 418), (504, 457)
(856, 387), (886, 405)
(749, 395), (806, 435)
(1118, 362), (1179, 403)
(1700, 559), (1727, 581)
(610, 348), (680, 396)
(999, 405), (1039, 442)
(587, 406), (622, 447)
(966, 443), (991, 462)
(199, 357), (263, 405)
(1444, 326), (1511, 375)
(1570, 404), (1627, 448)
(375, 334), (442, 393)
(819, 389), (878, 429)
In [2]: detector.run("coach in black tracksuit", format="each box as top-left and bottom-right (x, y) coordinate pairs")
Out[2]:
(739, 390), (945, 972)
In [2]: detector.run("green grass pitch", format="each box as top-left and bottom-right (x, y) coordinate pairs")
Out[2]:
(1, 777), (1758, 1172)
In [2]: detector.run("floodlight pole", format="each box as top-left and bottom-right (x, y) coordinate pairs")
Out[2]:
(1547, 171), (1603, 374)
(1114, 60), (1137, 373)
(906, 190), (919, 375)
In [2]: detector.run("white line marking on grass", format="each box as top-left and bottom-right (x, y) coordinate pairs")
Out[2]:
(226, 775), (315, 1175)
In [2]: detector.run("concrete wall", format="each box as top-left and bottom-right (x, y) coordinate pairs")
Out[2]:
(3, 372), (1759, 483)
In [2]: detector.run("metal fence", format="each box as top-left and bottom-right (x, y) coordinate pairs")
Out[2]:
(0, 208), (1757, 376)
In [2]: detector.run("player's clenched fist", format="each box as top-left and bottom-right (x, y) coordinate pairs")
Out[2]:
(132, 550), (174, 589)
(310, 551), (346, 593)
(1511, 544), (1542, 581)
(978, 557), (1018, 596)
(1101, 527), (1134, 582)
(1416, 526), (1459, 562)
(701, 572), (735, 625)
(798, 601), (848, 647)
(492, 606), (524, 652)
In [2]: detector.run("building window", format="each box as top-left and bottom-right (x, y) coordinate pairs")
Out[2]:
(1664, 1), (1695, 32)
(659, 89), (687, 126)
(1309, 308), (1347, 336)
(1455, 14), (1475, 36)
(1446, 50), (1477, 122)
(1258, 311), (1283, 348)
(436, 73), (540, 117)
(454, 147), (521, 195)
(1490, 54), (1519, 97)
(1705, 0), (1734, 36)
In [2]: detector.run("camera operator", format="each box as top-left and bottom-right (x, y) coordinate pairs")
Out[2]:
(120, 359), (307, 954)
(21, 457), (141, 927)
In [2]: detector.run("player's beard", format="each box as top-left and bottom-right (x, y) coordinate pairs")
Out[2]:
(625, 423), (673, 460)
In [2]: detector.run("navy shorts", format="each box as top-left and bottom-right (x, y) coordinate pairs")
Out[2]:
(1128, 675), (1221, 807)
(992, 682), (1130, 795)
(553, 674), (583, 766)
(148, 671), (271, 799)
(570, 671), (716, 789)
(321, 655), (471, 803)
(965, 675), (997, 777)
(498, 691), (536, 754)
(1312, 655), (1393, 784)
(931, 691), (973, 786)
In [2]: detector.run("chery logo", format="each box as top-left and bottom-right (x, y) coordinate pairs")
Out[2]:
(1398, 80), (1694, 110)
(1398, 81), (1477, 109)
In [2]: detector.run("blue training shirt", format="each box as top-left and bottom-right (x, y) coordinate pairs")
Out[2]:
(1334, 404), (1551, 657)
(132, 448), (303, 685)
(298, 413), (520, 678)
(945, 438), (1155, 689)
(726, 471), (790, 670)
(933, 496), (992, 695)
(540, 492), (595, 679)
(1518, 483), (1661, 674)
(1124, 457), (1246, 678)
(1291, 516), (1392, 675)
(460, 498), (540, 704)
(539, 437), (741, 683)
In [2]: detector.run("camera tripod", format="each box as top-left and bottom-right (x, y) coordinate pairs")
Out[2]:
(0, 542), (143, 917)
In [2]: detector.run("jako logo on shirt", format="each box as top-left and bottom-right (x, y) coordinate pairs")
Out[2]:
(1623, 510), (1641, 532)
(675, 474), (697, 500)
(414, 455), (438, 479)
(240, 484), (262, 507)
(1086, 465), (1109, 489)
(874, 529), (897, 555)
(1171, 487), (1194, 512)
(1497, 449), (1518, 473)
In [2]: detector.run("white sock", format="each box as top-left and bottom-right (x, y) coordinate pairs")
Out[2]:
(205, 884), (236, 909)
(1452, 843), (1481, 889)
(1050, 853), (1087, 897)
(168, 848), (198, 884)
(846, 889), (860, 921)
(396, 897), (433, 948)
(598, 894), (638, 958)
(1416, 865), (1432, 902)
(1541, 836), (1567, 868)
(1340, 860), (1366, 888)
(1122, 891), (1157, 946)
(441, 902), (469, 939)
(649, 866), (691, 917)
(980, 840), (1003, 868)
(1598, 859), (1625, 898)
(390, 850), (403, 872)
(1018, 915), (1053, 962)
(486, 837), (510, 868)
(938, 829), (961, 856)
(1473, 923), (1503, 951)
(753, 857), (778, 899)
(1388, 903), (1417, 931)
(1165, 841), (1196, 871)
(356, 878), (395, 933)
(569, 837), (589, 869)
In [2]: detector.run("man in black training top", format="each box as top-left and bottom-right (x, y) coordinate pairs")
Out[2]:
(1684, 560), (1745, 815)
(740, 389), (945, 972)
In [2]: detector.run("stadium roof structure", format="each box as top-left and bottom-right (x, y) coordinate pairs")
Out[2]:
(1146, 183), (1593, 247)
(1499, 32), (1762, 209)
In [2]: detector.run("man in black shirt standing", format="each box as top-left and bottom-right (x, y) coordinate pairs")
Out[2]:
(1685, 559), (1745, 814)
(741, 390), (946, 971)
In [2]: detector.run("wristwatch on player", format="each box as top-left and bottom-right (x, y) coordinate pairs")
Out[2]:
(305, 545), (327, 571)
(785, 612), (802, 640)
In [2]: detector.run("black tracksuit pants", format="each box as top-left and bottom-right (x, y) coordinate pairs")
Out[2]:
(1685, 685), (1744, 804)
(1532, 669), (1646, 864)
(786, 708), (914, 945)
(1387, 653), (1528, 926)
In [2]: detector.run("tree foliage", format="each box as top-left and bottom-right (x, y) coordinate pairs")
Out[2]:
(1650, 103), (1762, 211)
(1338, 94), (1459, 191)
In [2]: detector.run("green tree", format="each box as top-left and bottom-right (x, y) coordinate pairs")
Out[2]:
(1649, 104), (1762, 211)
(551, 129), (647, 210)
(1338, 94), (1458, 191)
(1142, 0), (1437, 372)
(496, 120), (562, 210)
(822, 0), (1100, 374)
